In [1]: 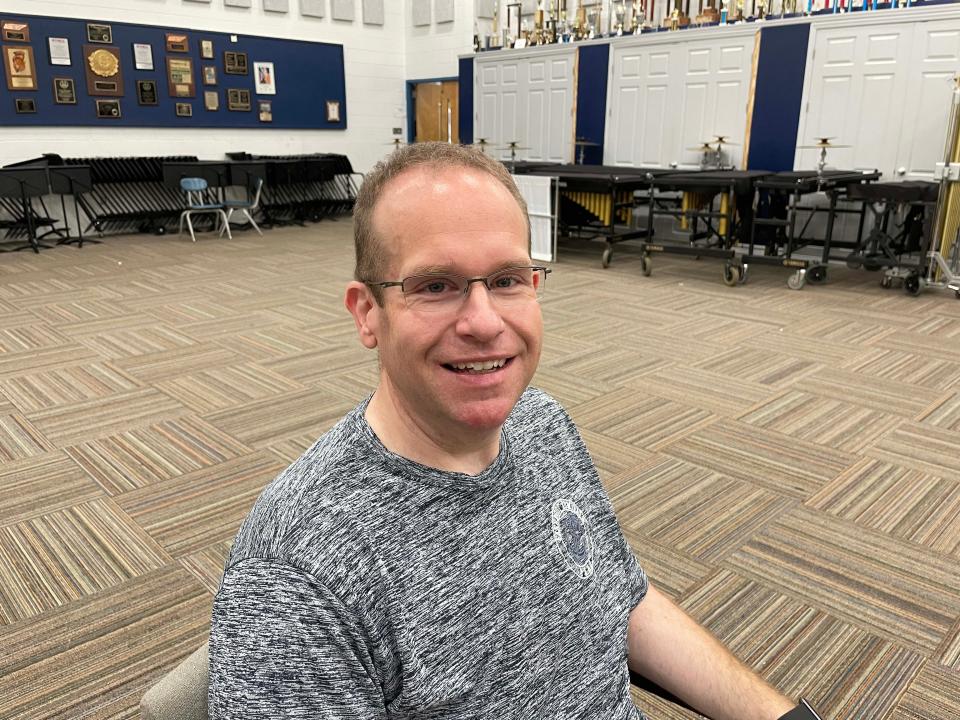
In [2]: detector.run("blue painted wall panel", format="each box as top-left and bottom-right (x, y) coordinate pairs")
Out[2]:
(574, 44), (608, 165)
(458, 56), (473, 145)
(747, 24), (810, 171)
(0, 13), (346, 130)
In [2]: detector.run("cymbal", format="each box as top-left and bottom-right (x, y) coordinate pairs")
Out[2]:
(797, 143), (852, 149)
(499, 145), (531, 150)
(687, 145), (715, 151)
(503, 141), (526, 147)
(382, 139), (406, 145)
(710, 135), (740, 145)
(574, 139), (600, 147)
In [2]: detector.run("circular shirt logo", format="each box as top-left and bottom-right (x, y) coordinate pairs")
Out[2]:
(551, 499), (595, 579)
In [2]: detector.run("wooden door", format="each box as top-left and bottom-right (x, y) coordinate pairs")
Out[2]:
(414, 81), (459, 143)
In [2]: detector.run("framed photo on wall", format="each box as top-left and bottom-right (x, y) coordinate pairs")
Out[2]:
(53, 77), (77, 104)
(86, 23), (112, 44)
(95, 98), (121, 118)
(258, 100), (272, 122)
(326, 100), (340, 122)
(136, 79), (159, 105)
(253, 61), (275, 95)
(4, 45), (37, 91)
(200, 39), (214, 59)
(167, 57), (195, 97)
(203, 66), (216, 85)
(204, 90), (219, 111)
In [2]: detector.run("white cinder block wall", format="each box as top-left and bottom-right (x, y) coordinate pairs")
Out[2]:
(0, 0), (476, 171)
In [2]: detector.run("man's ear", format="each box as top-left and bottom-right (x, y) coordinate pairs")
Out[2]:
(344, 281), (380, 349)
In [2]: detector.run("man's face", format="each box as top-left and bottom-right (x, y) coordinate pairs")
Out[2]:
(363, 164), (543, 436)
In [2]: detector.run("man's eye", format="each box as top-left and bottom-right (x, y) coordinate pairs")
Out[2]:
(409, 278), (458, 295)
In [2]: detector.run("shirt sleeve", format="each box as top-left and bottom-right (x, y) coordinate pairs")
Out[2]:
(209, 558), (388, 719)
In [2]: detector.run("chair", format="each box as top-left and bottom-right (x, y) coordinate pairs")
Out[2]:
(140, 642), (209, 720)
(220, 177), (264, 236)
(178, 177), (232, 242)
(140, 642), (694, 719)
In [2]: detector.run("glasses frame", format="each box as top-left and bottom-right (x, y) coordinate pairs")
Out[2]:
(366, 265), (551, 309)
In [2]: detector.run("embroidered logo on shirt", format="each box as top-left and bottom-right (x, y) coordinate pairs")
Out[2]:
(551, 499), (595, 579)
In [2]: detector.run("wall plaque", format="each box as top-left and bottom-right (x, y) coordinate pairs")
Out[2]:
(166, 34), (189, 53)
(3, 45), (37, 90)
(2, 21), (30, 42)
(15, 97), (36, 113)
(224, 51), (248, 75)
(95, 98), (121, 118)
(167, 57), (195, 97)
(137, 79), (158, 105)
(53, 77), (77, 104)
(227, 87), (251, 111)
(86, 23), (112, 44)
(84, 45), (123, 96)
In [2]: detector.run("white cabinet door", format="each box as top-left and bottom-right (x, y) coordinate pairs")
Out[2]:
(897, 20), (960, 179)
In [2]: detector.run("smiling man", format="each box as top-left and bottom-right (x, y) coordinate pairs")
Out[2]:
(209, 143), (814, 720)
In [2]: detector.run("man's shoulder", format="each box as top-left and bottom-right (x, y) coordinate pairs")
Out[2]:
(509, 386), (575, 430)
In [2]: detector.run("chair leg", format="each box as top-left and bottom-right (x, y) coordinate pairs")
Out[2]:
(186, 212), (197, 242)
(178, 211), (186, 237)
(219, 210), (232, 240)
(244, 210), (263, 236)
(219, 208), (232, 238)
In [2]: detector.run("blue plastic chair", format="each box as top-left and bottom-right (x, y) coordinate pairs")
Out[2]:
(178, 177), (231, 242)
(219, 177), (263, 237)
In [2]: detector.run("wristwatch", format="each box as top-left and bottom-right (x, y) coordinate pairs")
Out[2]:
(778, 698), (824, 720)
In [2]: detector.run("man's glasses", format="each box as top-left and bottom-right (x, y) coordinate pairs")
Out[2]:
(366, 266), (550, 313)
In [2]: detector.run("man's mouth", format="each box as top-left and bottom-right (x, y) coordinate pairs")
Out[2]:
(443, 357), (513, 374)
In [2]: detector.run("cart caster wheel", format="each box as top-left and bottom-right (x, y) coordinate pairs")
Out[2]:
(602, 247), (613, 269)
(739, 264), (749, 285)
(640, 253), (652, 277)
(880, 276), (891, 289)
(807, 265), (827, 284)
(904, 273), (922, 296)
(955, 289), (960, 300)
(787, 270), (806, 290)
(722, 263), (741, 287)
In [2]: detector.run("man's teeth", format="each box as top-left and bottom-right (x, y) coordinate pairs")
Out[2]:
(452, 359), (506, 371)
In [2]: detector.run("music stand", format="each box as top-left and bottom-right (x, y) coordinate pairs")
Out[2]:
(0, 167), (52, 253)
(228, 161), (267, 197)
(163, 161), (230, 202)
(48, 165), (97, 248)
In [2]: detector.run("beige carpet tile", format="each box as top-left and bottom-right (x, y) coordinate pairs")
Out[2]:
(660, 316), (771, 347)
(202, 387), (355, 449)
(807, 458), (960, 557)
(569, 391), (715, 452)
(23, 297), (134, 326)
(0, 452), (103, 527)
(172, 310), (283, 340)
(694, 346), (821, 387)
(532, 366), (620, 406)
(0, 324), (70, 354)
(622, 528), (713, 600)
(65, 415), (252, 495)
(737, 390), (903, 454)
(211, 324), (336, 362)
(50, 312), (162, 339)
(939, 618), (960, 669)
(218, 288), (315, 313)
(261, 346), (376, 386)
(0, 498), (170, 625)
(699, 301), (801, 331)
(841, 347), (960, 392)
(26, 387), (188, 447)
(908, 314), (960, 338)
(0, 344), (99, 381)
(783, 314), (899, 346)
(918, 391), (960, 431)
(866, 422), (960, 480)
(115, 450), (285, 556)
(0, 278), (81, 302)
(578, 428), (652, 480)
(179, 539), (233, 594)
(309, 370), (380, 406)
(610, 454), (793, 563)
(0, 363), (140, 414)
(725, 506), (960, 654)
(875, 329), (960, 363)
(154, 362), (306, 414)
(626, 367), (771, 419)
(681, 569), (925, 719)
(0, 566), (210, 719)
(0, 308), (42, 330)
(801, 367), (945, 418)
(889, 661), (960, 720)
(545, 346), (672, 387)
(111, 341), (242, 383)
(76, 324), (199, 361)
(0, 413), (54, 462)
(663, 418), (857, 498)
(738, 329), (862, 365)
(618, 328), (730, 365)
(122, 287), (236, 312)
(139, 298), (237, 324)
(266, 300), (356, 325)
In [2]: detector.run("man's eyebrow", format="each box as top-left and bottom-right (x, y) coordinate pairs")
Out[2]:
(406, 260), (533, 277)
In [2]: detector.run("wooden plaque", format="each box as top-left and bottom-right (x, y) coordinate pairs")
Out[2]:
(167, 57), (195, 98)
(53, 77), (78, 104)
(3, 45), (36, 90)
(1, 21), (30, 42)
(84, 45), (123, 96)
(166, 33), (189, 53)
(227, 87), (251, 111)
(223, 51), (248, 75)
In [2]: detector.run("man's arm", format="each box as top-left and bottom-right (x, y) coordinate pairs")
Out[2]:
(209, 558), (388, 719)
(627, 583), (794, 720)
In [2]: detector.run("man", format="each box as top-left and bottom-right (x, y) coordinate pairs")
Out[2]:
(209, 143), (814, 719)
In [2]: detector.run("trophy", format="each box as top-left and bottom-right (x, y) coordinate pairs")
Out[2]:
(756, 0), (767, 18)
(573, 2), (588, 39)
(533, 1), (546, 44)
(490, 2), (501, 48)
(697, 0), (721, 22)
(629, 0), (642, 31)
(613, 0), (627, 37)
(663, 0), (690, 27)
(734, 0), (745, 21)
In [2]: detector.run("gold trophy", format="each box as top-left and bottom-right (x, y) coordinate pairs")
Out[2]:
(629, 0), (642, 31)
(734, 0), (744, 21)
(663, 0), (690, 27)
(756, 0), (767, 18)
(491, 2), (501, 48)
(697, 0), (721, 22)
(533, 1), (546, 44)
(613, 1), (626, 34)
(574, 1), (588, 39)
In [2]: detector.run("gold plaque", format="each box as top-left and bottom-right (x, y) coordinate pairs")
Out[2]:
(88, 48), (119, 77)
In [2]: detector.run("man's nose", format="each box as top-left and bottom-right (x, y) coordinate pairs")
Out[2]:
(455, 282), (505, 339)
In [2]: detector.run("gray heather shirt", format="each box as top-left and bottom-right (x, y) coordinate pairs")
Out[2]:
(209, 387), (649, 719)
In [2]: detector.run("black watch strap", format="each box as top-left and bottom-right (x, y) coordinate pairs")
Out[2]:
(777, 698), (824, 720)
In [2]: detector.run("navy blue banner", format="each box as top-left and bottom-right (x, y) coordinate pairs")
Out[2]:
(458, 56), (474, 146)
(574, 44), (609, 165)
(0, 12), (346, 130)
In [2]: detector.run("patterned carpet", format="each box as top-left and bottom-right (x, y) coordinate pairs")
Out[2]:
(0, 223), (958, 719)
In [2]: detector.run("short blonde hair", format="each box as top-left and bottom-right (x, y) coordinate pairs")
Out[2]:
(353, 142), (530, 302)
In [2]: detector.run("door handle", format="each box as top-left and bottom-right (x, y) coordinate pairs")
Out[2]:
(896, 167), (906, 176)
